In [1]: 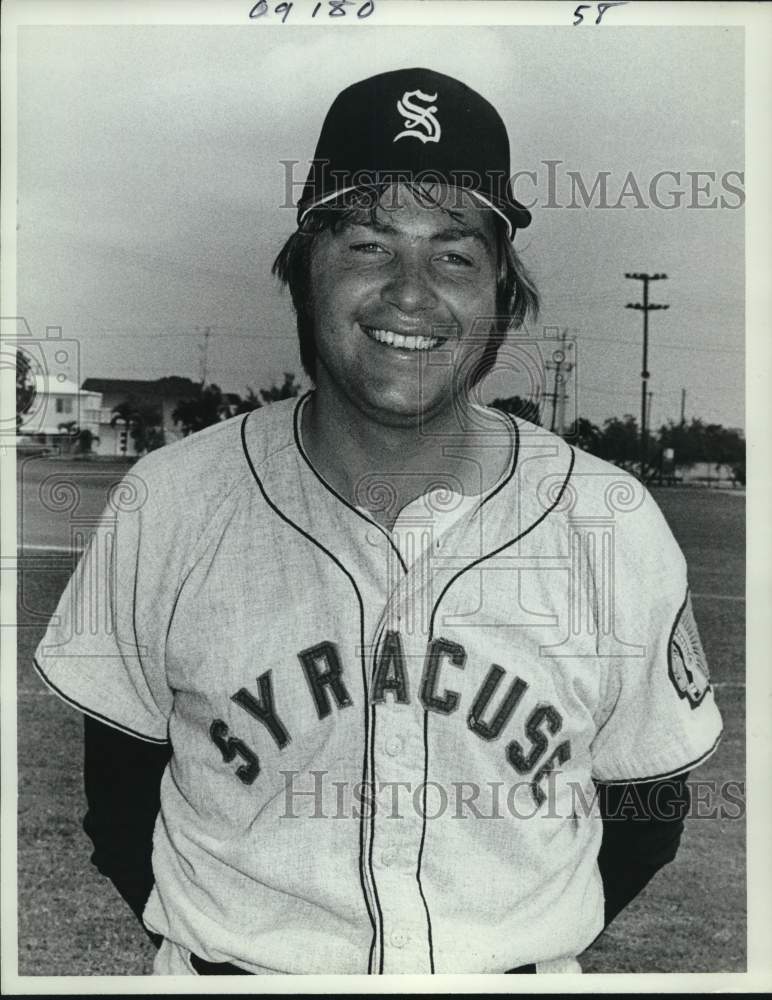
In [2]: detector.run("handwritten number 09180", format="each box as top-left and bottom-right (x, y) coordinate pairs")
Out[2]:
(249, 1), (375, 20)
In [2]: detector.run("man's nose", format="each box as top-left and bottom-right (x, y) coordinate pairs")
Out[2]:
(380, 256), (439, 314)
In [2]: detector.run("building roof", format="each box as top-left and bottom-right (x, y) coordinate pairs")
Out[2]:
(33, 375), (93, 396)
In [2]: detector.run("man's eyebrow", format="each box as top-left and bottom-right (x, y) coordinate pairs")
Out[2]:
(430, 226), (492, 250)
(345, 219), (492, 249)
(345, 218), (400, 235)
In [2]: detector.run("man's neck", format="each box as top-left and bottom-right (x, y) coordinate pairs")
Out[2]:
(301, 390), (513, 529)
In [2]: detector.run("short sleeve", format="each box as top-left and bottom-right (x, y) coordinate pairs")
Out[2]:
(590, 494), (723, 784)
(33, 470), (173, 744)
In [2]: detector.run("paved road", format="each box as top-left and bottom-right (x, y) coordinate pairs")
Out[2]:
(17, 455), (134, 551)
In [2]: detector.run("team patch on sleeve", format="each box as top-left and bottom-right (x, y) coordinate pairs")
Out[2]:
(668, 592), (711, 708)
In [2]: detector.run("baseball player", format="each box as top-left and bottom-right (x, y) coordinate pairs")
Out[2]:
(34, 68), (722, 976)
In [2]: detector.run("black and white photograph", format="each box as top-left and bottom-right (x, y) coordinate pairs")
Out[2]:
(1, 0), (769, 991)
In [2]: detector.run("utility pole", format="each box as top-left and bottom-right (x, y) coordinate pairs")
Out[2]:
(680, 387), (686, 426)
(545, 331), (574, 436)
(200, 325), (212, 385)
(546, 353), (562, 433)
(625, 273), (669, 480)
(556, 345), (575, 437)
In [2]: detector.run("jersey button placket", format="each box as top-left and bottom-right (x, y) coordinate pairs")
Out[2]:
(371, 732), (426, 972)
(370, 517), (435, 974)
(373, 630), (433, 974)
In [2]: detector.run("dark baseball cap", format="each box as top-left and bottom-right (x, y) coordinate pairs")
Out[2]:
(297, 67), (532, 238)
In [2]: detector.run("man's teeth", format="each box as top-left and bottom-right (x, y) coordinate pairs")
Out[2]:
(364, 326), (442, 351)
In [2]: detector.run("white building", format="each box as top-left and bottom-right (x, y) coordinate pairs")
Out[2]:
(81, 376), (201, 456)
(17, 374), (207, 457)
(17, 375), (102, 450)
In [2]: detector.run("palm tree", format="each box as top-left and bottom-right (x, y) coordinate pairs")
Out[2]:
(258, 372), (302, 404)
(173, 376), (303, 437)
(56, 419), (80, 454)
(57, 419), (79, 437)
(16, 349), (35, 427)
(172, 384), (227, 435)
(111, 398), (164, 455)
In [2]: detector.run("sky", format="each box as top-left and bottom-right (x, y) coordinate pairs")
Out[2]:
(16, 23), (744, 430)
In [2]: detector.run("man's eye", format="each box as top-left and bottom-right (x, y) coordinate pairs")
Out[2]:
(350, 242), (387, 254)
(439, 252), (473, 266)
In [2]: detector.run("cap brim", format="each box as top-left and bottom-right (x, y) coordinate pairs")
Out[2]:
(298, 186), (530, 240)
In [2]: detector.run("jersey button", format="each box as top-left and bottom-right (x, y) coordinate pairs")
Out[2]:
(381, 847), (397, 867)
(390, 929), (408, 949)
(385, 737), (403, 757)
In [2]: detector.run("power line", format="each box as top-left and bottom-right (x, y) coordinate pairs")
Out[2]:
(52, 327), (295, 340)
(62, 326), (744, 354)
(580, 384), (740, 401)
(576, 335), (741, 355)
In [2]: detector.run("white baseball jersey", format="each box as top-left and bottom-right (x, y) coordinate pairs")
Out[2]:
(34, 393), (722, 975)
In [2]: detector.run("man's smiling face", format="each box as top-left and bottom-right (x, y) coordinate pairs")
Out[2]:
(307, 184), (499, 428)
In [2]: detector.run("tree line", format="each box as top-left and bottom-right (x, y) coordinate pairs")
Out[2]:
(16, 346), (744, 483)
(110, 374), (303, 455)
(164, 382), (745, 484)
(490, 395), (746, 485)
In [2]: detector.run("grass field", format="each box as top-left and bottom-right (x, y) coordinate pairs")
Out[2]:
(15, 484), (746, 976)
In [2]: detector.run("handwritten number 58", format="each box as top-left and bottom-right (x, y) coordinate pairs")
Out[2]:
(573, 1), (628, 25)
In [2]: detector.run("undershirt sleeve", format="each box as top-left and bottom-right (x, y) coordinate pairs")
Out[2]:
(82, 714), (171, 946)
(596, 773), (690, 927)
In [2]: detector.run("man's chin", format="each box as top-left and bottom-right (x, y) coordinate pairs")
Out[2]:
(356, 390), (455, 431)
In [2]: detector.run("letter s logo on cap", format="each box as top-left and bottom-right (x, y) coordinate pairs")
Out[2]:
(394, 89), (441, 144)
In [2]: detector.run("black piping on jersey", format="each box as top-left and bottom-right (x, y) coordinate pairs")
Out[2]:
(240, 412), (383, 974)
(368, 592), (407, 971)
(363, 600), (388, 972)
(366, 699), (383, 971)
(415, 443), (577, 974)
(591, 731), (723, 785)
(470, 410), (521, 519)
(292, 392), (408, 575)
(32, 655), (170, 745)
(416, 709), (435, 971)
